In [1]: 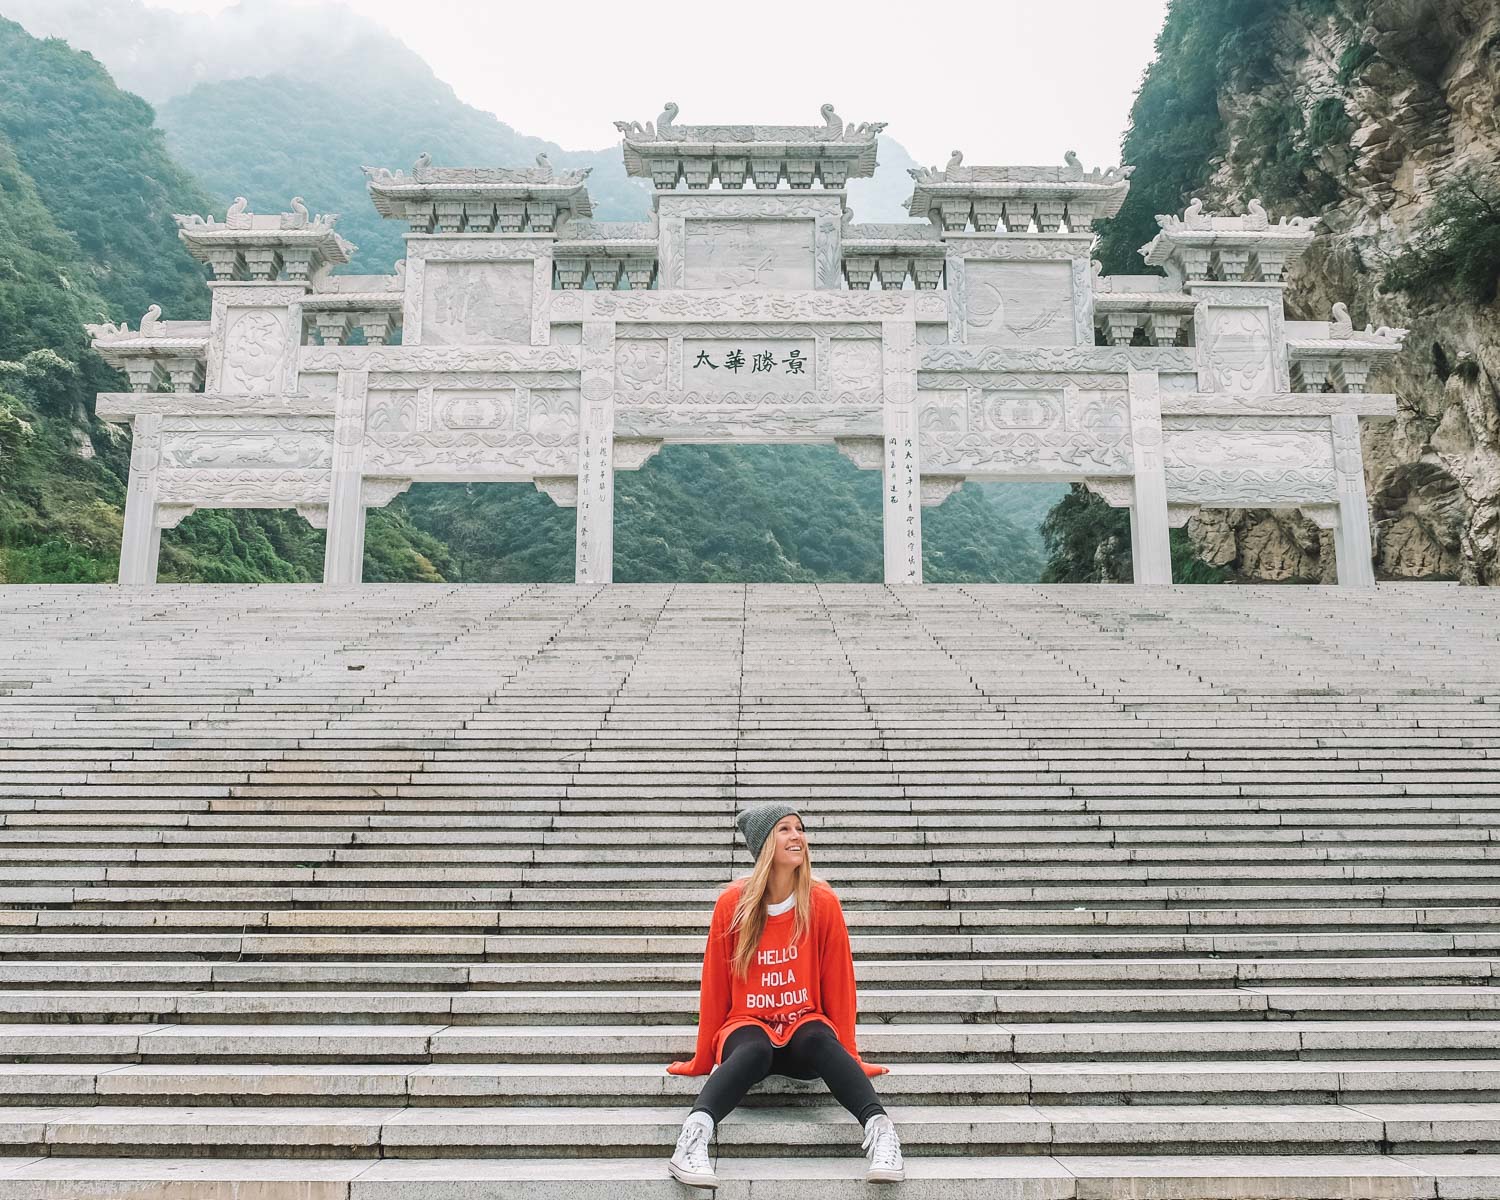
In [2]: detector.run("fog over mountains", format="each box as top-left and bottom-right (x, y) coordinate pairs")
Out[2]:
(4, 0), (924, 270)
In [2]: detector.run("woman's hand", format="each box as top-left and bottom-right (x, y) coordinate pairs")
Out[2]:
(666, 1058), (709, 1076)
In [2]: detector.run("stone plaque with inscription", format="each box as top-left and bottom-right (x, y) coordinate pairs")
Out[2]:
(422, 262), (532, 345)
(683, 219), (816, 289)
(964, 261), (1073, 346)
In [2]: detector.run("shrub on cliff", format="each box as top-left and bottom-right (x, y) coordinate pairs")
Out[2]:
(1383, 169), (1500, 306)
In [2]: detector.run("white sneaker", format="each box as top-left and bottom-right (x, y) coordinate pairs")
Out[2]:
(668, 1112), (718, 1189)
(862, 1113), (904, 1183)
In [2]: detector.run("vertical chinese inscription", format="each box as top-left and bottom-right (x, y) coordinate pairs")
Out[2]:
(575, 319), (616, 584)
(882, 319), (922, 584)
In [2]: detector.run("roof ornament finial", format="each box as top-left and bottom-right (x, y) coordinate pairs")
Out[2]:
(536, 152), (553, 177)
(1246, 197), (1269, 230)
(1330, 301), (1354, 338)
(1064, 150), (1082, 178)
(414, 151), (432, 172)
(820, 103), (843, 137)
(138, 304), (162, 336)
(225, 196), (250, 229)
(288, 197), (310, 228)
(945, 149), (964, 172)
(657, 102), (678, 137)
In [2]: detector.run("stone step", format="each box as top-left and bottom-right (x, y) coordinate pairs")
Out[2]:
(4, 931), (1496, 960)
(4, 987), (1500, 1025)
(6, 905), (1497, 935)
(0, 956), (1493, 991)
(0, 1101), (1496, 1157)
(0, 1152), (1495, 1200)
(11, 883), (1499, 909)
(4, 1059), (1498, 1108)
(4, 1021), (1497, 1064)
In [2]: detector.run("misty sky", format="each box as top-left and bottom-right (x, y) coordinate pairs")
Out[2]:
(137, 0), (1168, 167)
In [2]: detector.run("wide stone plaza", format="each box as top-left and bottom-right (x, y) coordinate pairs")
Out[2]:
(1, 582), (1499, 1197)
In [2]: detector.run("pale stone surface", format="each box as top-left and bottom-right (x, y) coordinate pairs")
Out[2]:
(0, 584), (1499, 1194)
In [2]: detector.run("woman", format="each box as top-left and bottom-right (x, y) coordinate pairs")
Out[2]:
(665, 801), (904, 1188)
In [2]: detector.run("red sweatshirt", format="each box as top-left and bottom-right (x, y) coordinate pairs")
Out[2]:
(666, 879), (888, 1077)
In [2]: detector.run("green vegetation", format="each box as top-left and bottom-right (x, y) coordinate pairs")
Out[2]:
(392, 449), (1056, 585)
(1337, 40), (1377, 85)
(1041, 486), (1133, 582)
(1094, 0), (1357, 273)
(1094, 0), (1291, 273)
(0, 17), (449, 584)
(157, 61), (650, 274)
(1040, 485), (1228, 584)
(1382, 168), (1500, 305)
(0, 18), (210, 322)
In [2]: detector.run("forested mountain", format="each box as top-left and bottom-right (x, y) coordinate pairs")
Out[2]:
(0, 10), (1053, 585)
(1074, 0), (1499, 584)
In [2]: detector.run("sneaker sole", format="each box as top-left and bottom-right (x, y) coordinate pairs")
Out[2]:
(867, 1168), (906, 1183)
(668, 1160), (720, 1189)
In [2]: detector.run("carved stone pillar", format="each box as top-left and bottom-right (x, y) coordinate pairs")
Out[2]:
(1127, 370), (1172, 585)
(323, 370), (368, 585)
(881, 319), (922, 585)
(575, 319), (616, 585)
(118, 413), (163, 586)
(1331, 413), (1376, 587)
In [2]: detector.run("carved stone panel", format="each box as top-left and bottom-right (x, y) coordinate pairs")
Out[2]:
(434, 389), (516, 432)
(220, 308), (290, 394)
(421, 262), (533, 346)
(830, 341), (882, 392)
(1163, 424), (1336, 504)
(1200, 306), (1276, 393)
(684, 219), (816, 289)
(963, 261), (1074, 347)
(160, 433), (332, 470)
(366, 389), (421, 435)
(918, 385), (1131, 475)
(615, 339), (669, 396)
(362, 432), (576, 478)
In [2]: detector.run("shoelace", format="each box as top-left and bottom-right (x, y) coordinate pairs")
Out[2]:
(865, 1123), (902, 1169)
(675, 1123), (710, 1165)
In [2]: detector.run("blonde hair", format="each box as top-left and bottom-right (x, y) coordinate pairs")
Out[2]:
(728, 814), (822, 980)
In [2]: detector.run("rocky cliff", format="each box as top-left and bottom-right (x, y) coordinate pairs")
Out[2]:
(1110, 0), (1498, 583)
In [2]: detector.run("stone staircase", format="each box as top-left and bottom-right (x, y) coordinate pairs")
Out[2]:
(1, 582), (1499, 1198)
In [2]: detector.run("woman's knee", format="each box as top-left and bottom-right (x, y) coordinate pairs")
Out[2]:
(788, 1020), (840, 1052)
(723, 1028), (775, 1072)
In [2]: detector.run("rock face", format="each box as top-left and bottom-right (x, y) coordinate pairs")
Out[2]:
(1195, 0), (1499, 583)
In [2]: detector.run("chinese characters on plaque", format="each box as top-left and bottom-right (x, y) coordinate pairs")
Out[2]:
(692, 348), (807, 375)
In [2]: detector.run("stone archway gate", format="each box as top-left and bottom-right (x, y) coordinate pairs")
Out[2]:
(89, 105), (1407, 587)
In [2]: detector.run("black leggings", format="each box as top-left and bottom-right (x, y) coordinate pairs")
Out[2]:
(690, 1019), (887, 1126)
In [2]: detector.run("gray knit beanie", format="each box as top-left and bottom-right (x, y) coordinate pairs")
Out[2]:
(735, 802), (802, 860)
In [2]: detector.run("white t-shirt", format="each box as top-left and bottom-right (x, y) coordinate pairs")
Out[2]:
(766, 892), (796, 916)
